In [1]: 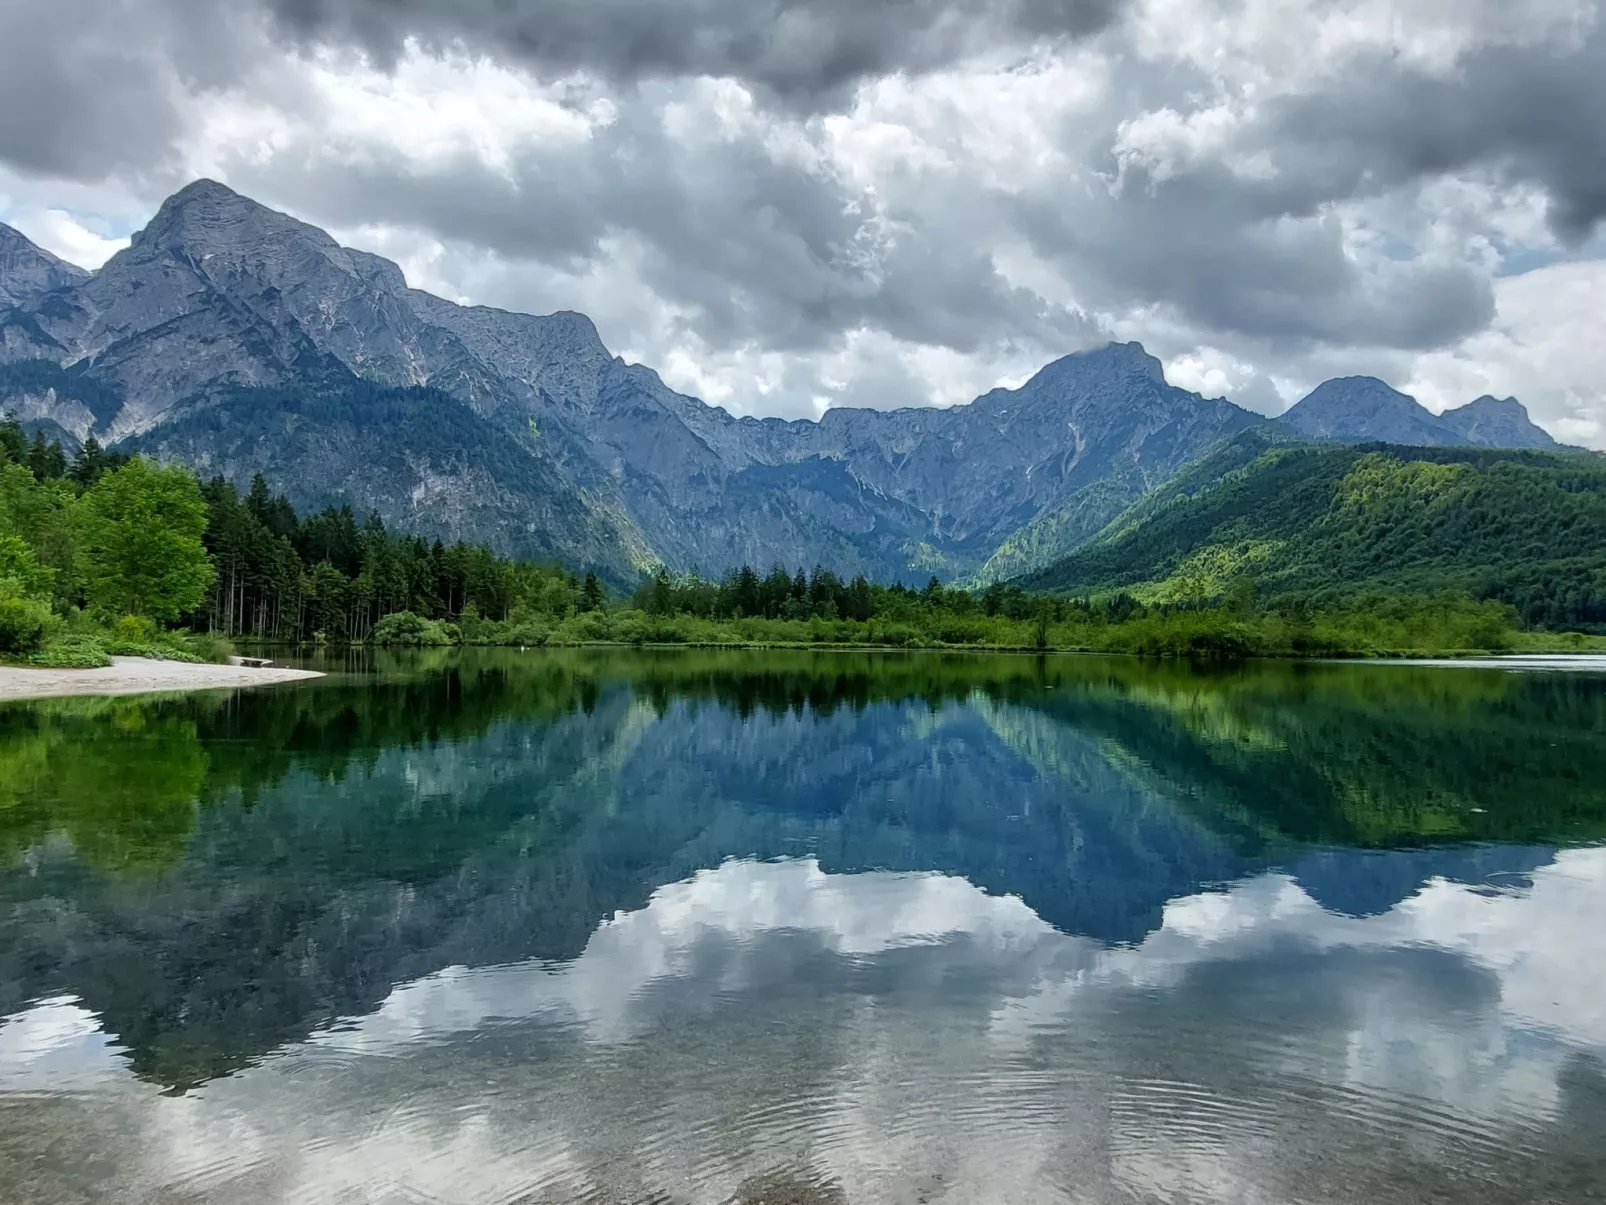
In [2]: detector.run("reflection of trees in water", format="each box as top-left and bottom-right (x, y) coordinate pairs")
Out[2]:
(0, 700), (205, 872)
(0, 648), (1602, 1091)
(8, 649), (1601, 860)
(1023, 658), (1606, 848)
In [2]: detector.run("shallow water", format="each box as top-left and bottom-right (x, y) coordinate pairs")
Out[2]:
(1, 648), (1604, 1204)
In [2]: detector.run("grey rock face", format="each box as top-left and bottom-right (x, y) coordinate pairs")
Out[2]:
(0, 222), (89, 309)
(1277, 377), (1557, 450)
(3, 180), (1265, 582)
(1438, 395), (1558, 449)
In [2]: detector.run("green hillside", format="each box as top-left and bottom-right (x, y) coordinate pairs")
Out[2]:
(1018, 434), (1606, 631)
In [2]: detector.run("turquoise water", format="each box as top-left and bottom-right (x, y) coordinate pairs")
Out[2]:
(1, 649), (1603, 1203)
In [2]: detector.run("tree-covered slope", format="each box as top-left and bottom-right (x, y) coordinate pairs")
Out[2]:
(1018, 434), (1606, 630)
(126, 379), (651, 584)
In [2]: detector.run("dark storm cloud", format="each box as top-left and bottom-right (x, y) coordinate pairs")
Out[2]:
(1019, 155), (1497, 351)
(0, 0), (263, 182)
(8, 0), (1606, 415)
(0, 0), (185, 178)
(1262, 26), (1606, 243)
(251, 0), (1126, 103)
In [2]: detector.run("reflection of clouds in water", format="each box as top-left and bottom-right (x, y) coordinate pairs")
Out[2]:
(335, 848), (1606, 1055)
(2, 851), (1604, 1204)
(332, 861), (1057, 1049)
(0, 995), (119, 1091)
(1118, 848), (1606, 1045)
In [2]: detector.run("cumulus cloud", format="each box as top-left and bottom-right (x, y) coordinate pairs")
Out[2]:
(2, 0), (1606, 439)
(4, 209), (131, 270)
(1264, 26), (1606, 243)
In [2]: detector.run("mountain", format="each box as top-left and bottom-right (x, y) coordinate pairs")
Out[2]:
(0, 181), (1567, 584)
(1438, 394), (1557, 449)
(0, 181), (1261, 584)
(0, 222), (89, 308)
(1018, 432), (1606, 630)
(0, 223), (92, 363)
(1277, 376), (1557, 449)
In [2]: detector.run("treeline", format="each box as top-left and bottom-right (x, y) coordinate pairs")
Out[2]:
(199, 474), (604, 642)
(602, 574), (1546, 659)
(632, 563), (1076, 625)
(1, 420), (222, 664)
(5, 417), (1603, 663)
(0, 417), (611, 658)
(2, 423), (128, 488)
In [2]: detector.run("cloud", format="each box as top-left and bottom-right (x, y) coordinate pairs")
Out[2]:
(1264, 25), (1606, 243)
(244, 0), (1128, 104)
(0, 0), (190, 181)
(1406, 257), (1606, 446)
(197, 60), (1101, 394)
(2, 0), (1606, 438)
(3, 210), (131, 270)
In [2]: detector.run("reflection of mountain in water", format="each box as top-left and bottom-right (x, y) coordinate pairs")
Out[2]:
(5, 854), (1605, 1204)
(0, 649), (1602, 1089)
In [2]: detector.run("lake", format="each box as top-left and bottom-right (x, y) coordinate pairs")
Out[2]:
(1, 648), (1603, 1204)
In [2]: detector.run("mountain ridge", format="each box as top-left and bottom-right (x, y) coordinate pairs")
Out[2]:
(0, 180), (1569, 583)
(1277, 375), (1556, 449)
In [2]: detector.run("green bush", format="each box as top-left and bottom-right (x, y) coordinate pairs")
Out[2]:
(0, 594), (56, 655)
(552, 611), (614, 644)
(110, 614), (159, 643)
(26, 634), (112, 668)
(867, 622), (924, 647)
(370, 611), (457, 646)
(102, 639), (205, 662)
(183, 632), (238, 664)
(101, 615), (208, 661)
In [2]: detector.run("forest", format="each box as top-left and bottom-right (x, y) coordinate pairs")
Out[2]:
(3, 418), (1603, 663)
(1021, 432), (1606, 631)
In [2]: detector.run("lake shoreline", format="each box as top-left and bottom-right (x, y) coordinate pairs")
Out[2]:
(249, 636), (1606, 662)
(0, 656), (325, 701)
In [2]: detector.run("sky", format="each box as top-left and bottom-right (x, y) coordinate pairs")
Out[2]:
(3, 0), (1606, 446)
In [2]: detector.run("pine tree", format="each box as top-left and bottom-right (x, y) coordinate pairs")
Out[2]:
(580, 571), (604, 612)
(71, 436), (107, 487)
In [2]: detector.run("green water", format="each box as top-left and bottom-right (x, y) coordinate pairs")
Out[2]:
(1, 649), (1604, 1203)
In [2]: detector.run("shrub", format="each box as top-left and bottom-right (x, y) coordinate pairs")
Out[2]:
(184, 632), (238, 665)
(370, 611), (456, 646)
(867, 622), (924, 647)
(0, 594), (56, 655)
(102, 638), (205, 662)
(26, 634), (112, 668)
(111, 614), (159, 643)
(553, 611), (613, 644)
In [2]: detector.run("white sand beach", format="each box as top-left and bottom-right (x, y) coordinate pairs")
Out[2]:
(0, 657), (323, 702)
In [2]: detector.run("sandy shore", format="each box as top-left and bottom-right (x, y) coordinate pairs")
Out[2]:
(0, 656), (324, 701)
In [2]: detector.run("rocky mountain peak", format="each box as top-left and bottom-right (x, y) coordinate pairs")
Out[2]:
(133, 177), (340, 263)
(1279, 376), (1557, 449)
(0, 221), (91, 307)
(1464, 394), (1523, 412)
(1042, 341), (1168, 386)
(1439, 393), (1556, 449)
(1298, 375), (1405, 406)
(1277, 376), (1443, 444)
